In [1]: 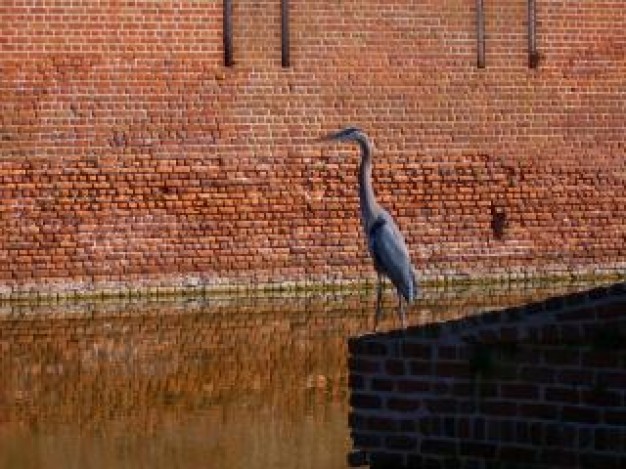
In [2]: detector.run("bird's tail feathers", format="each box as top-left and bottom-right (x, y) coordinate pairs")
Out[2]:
(408, 267), (420, 303)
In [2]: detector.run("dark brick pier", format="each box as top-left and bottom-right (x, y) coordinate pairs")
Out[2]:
(348, 282), (626, 468)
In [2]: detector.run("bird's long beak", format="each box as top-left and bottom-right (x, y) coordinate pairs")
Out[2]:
(320, 130), (342, 142)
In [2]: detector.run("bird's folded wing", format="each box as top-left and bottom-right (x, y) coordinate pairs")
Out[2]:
(369, 221), (416, 301)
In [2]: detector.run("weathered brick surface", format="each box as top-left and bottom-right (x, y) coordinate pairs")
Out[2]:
(0, 1), (624, 295)
(348, 282), (626, 468)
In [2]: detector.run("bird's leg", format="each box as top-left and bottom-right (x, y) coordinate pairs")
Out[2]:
(397, 291), (407, 330)
(374, 274), (384, 331)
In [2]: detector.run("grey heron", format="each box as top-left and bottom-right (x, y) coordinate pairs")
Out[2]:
(323, 127), (419, 330)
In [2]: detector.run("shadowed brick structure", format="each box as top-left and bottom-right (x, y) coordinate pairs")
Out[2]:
(348, 282), (626, 468)
(1, 1), (624, 296)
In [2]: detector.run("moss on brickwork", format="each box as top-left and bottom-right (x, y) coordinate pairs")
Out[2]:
(1, 272), (622, 305)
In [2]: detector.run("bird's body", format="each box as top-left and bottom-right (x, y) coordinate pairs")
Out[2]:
(324, 126), (419, 329)
(367, 211), (419, 303)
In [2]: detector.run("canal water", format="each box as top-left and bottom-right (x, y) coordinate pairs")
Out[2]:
(0, 281), (607, 468)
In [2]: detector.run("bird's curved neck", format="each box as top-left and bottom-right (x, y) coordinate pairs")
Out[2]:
(356, 136), (379, 229)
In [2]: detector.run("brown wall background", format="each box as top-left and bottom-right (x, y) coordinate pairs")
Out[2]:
(1, 1), (624, 295)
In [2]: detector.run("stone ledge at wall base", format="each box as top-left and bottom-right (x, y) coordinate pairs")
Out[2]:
(0, 276), (362, 303)
(0, 270), (624, 304)
(348, 282), (626, 469)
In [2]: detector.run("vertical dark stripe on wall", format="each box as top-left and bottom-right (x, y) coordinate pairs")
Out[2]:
(281, 0), (290, 67)
(528, 0), (539, 68)
(476, 0), (485, 68)
(223, 0), (234, 67)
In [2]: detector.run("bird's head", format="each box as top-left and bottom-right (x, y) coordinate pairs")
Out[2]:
(323, 126), (366, 143)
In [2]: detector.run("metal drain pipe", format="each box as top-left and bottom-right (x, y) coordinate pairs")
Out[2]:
(224, 0), (234, 67)
(281, 0), (290, 67)
(476, 0), (485, 68)
(528, 0), (539, 68)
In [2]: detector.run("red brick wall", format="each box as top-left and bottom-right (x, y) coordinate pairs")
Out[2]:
(348, 282), (626, 468)
(1, 1), (624, 295)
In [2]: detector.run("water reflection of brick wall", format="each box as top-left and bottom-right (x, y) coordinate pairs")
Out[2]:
(0, 296), (363, 431)
(0, 294), (369, 467)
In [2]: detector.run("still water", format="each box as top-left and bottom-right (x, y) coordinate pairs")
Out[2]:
(0, 281), (607, 468)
